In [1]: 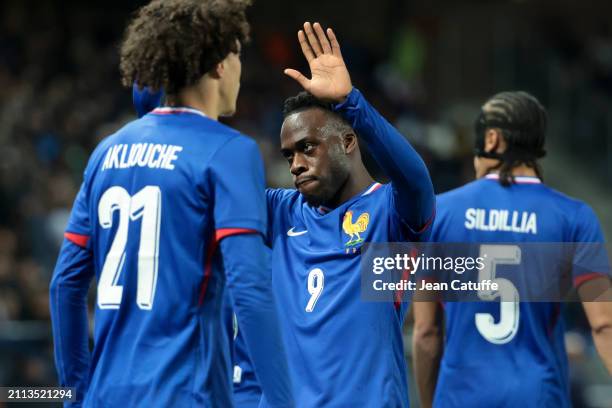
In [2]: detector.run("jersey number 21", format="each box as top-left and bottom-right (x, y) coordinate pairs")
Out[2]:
(97, 186), (161, 310)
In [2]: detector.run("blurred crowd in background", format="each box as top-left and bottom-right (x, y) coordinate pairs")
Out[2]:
(0, 0), (610, 407)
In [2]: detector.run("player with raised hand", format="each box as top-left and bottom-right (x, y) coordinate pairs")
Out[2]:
(49, 1), (293, 407)
(412, 91), (612, 407)
(264, 22), (435, 406)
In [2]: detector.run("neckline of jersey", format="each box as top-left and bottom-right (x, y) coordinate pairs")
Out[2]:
(150, 106), (208, 118)
(315, 182), (382, 215)
(484, 173), (542, 184)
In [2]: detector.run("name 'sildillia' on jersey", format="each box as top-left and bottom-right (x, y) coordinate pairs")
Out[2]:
(465, 208), (537, 234)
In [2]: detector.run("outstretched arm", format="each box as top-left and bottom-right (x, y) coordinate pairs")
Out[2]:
(284, 23), (434, 233)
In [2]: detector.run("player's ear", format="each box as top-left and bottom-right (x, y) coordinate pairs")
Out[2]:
(343, 132), (358, 154)
(210, 61), (225, 79)
(484, 128), (501, 153)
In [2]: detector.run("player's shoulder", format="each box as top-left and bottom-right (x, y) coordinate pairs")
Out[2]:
(83, 125), (130, 172)
(536, 183), (588, 207)
(195, 116), (250, 144)
(186, 117), (260, 158)
(526, 182), (599, 223)
(537, 185), (604, 240)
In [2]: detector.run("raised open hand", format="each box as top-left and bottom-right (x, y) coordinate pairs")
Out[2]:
(284, 22), (352, 103)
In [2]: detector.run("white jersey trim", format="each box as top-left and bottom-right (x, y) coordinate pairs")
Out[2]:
(151, 107), (207, 118)
(485, 174), (542, 184)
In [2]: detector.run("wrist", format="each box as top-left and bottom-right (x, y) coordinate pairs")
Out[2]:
(335, 86), (353, 104)
(332, 87), (359, 111)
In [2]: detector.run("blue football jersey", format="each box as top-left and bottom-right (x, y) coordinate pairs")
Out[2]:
(431, 174), (607, 408)
(267, 182), (429, 407)
(60, 107), (268, 407)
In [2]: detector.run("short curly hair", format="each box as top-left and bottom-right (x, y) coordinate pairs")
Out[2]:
(283, 91), (353, 138)
(120, 0), (251, 97)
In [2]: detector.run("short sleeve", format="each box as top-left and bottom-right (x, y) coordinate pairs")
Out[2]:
(571, 203), (610, 287)
(209, 136), (267, 236)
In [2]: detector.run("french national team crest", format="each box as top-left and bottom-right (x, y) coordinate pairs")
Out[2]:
(342, 210), (370, 251)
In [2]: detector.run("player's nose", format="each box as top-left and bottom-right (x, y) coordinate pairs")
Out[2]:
(290, 153), (308, 176)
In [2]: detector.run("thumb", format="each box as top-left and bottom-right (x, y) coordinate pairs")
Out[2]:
(283, 69), (310, 90)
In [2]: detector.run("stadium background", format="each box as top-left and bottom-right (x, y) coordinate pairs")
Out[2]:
(0, 0), (610, 406)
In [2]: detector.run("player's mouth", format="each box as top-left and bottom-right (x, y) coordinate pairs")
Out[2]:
(295, 176), (318, 191)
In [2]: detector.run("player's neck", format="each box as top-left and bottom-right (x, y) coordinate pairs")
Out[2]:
(175, 81), (221, 120)
(489, 164), (538, 178)
(326, 168), (374, 209)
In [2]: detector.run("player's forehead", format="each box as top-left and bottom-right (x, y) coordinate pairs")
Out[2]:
(280, 108), (328, 148)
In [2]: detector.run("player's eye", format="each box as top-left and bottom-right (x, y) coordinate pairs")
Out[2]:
(303, 143), (315, 154)
(281, 151), (293, 164)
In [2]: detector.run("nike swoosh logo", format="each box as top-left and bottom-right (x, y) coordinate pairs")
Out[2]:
(287, 227), (308, 237)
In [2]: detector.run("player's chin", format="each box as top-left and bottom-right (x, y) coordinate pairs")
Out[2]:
(297, 178), (320, 195)
(299, 185), (326, 207)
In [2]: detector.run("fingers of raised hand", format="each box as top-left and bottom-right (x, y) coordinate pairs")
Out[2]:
(313, 22), (332, 54)
(303, 22), (324, 56)
(283, 68), (310, 89)
(326, 28), (342, 57)
(297, 30), (315, 62)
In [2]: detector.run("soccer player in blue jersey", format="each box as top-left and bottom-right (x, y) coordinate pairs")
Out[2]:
(261, 23), (435, 407)
(412, 91), (612, 407)
(49, 1), (293, 407)
(131, 84), (264, 407)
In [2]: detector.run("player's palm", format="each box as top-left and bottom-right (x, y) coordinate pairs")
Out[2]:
(284, 22), (352, 103)
(306, 54), (351, 101)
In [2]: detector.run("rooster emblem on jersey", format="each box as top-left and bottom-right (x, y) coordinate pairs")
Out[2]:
(342, 210), (370, 247)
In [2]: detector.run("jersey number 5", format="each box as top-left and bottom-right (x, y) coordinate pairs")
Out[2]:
(475, 245), (521, 344)
(97, 186), (161, 310)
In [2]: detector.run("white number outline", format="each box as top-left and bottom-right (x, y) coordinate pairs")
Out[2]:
(97, 186), (161, 310)
(475, 245), (521, 344)
(305, 268), (325, 312)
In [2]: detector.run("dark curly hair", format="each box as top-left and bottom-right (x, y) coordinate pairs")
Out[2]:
(282, 91), (353, 137)
(282, 91), (334, 117)
(120, 0), (251, 99)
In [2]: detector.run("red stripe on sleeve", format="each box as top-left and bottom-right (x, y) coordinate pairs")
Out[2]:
(574, 272), (608, 288)
(64, 232), (89, 248)
(215, 228), (258, 242)
(198, 228), (260, 306)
